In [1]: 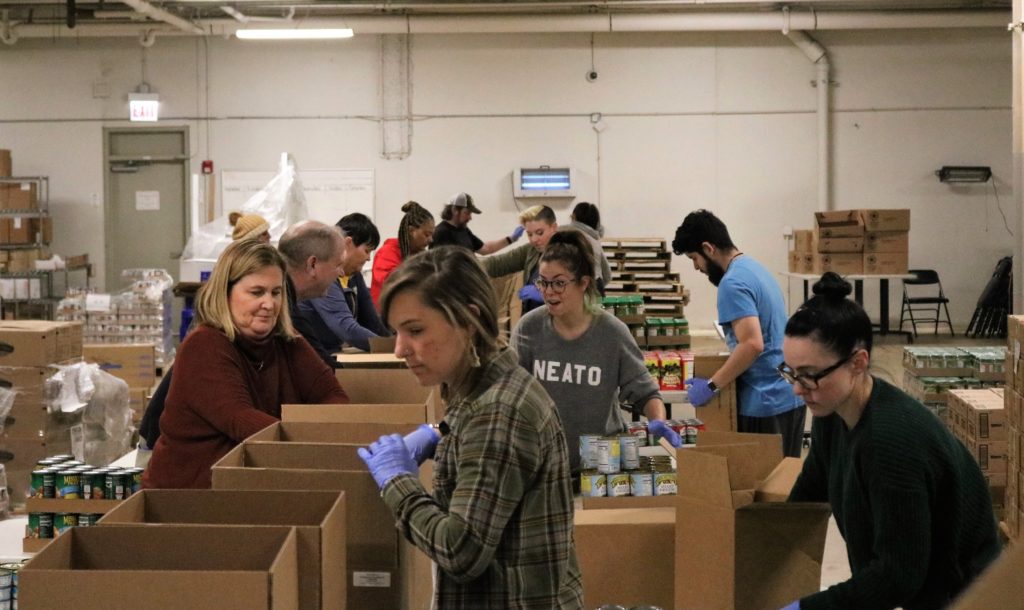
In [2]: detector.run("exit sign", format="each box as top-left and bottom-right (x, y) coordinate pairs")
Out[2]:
(129, 93), (160, 122)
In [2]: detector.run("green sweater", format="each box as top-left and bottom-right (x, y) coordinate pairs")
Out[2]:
(789, 377), (1000, 610)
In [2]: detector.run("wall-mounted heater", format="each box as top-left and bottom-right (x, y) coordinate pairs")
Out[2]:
(513, 166), (575, 198)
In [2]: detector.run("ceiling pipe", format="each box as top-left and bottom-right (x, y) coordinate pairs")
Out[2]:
(119, 0), (204, 34)
(3, 9), (1008, 38)
(787, 29), (831, 212)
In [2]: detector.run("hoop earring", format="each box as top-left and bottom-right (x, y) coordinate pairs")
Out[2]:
(468, 343), (481, 368)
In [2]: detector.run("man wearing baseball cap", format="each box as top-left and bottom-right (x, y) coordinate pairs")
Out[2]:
(431, 192), (525, 254)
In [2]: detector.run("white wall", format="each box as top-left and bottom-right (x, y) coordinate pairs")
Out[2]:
(0, 27), (1011, 330)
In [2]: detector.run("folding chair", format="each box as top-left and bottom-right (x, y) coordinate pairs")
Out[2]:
(899, 269), (954, 337)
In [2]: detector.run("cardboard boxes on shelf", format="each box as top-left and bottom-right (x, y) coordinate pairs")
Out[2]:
(20, 525), (300, 610)
(0, 149), (11, 177)
(791, 208), (910, 275)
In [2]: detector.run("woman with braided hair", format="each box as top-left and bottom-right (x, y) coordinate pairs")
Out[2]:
(371, 201), (435, 308)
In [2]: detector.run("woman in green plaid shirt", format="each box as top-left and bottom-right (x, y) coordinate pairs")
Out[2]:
(359, 246), (584, 609)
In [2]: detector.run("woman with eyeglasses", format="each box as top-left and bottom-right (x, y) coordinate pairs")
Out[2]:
(776, 272), (999, 610)
(511, 230), (681, 479)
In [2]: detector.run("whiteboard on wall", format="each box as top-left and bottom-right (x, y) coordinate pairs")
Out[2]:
(220, 168), (375, 227)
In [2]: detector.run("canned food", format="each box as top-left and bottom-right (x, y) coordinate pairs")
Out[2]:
(28, 471), (45, 498)
(579, 435), (601, 470)
(105, 471), (128, 501)
(26, 513), (53, 539)
(580, 471), (607, 497)
(0, 586), (10, 601)
(77, 513), (102, 527)
(33, 459), (60, 471)
(596, 437), (621, 474)
(54, 513), (78, 536)
(629, 470), (655, 497)
(618, 434), (640, 470)
(654, 471), (677, 496)
(55, 470), (81, 499)
(683, 425), (697, 445)
(0, 566), (12, 588)
(607, 472), (631, 497)
(48, 454), (74, 463)
(61, 460), (85, 468)
(627, 422), (648, 446)
(127, 467), (144, 494)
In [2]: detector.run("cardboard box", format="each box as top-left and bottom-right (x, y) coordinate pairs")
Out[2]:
(965, 438), (1007, 472)
(861, 208), (911, 232)
(814, 210), (863, 227)
(787, 251), (814, 274)
(792, 230), (814, 253)
(20, 525), (299, 610)
(863, 251), (909, 275)
(335, 353), (406, 368)
(0, 149), (10, 176)
(99, 489), (346, 610)
(815, 224), (865, 238)
(368, 336), (397, 353)
(675, 431), (831, 610)
(864, 230), (909, 253)
(694, 353), (738, 432)
(815, 235), (864, 254)
(0, 320), (83, 366)
(813, 253), (863, 275)
(250, 420), (419, 444)
(575, 507), (674, 609)
(211, 440), (425, 609)
(1, 182), (37, 210)
(83, 344), (156, 388)
(950, 537), (1024, 608)
(335, 367), (434, 405)
(966, 403), (1005, 441)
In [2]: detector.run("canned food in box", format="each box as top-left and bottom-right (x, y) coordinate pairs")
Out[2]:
(627, 422), (648, 446)
(629, 471), (654, 497)
(618, 434), (640, 470)
(596, 437), (621, 474)
(654, 471), (677, 496)
(580, 471), (606, 497)
(26, 513), (53, 539)
(54, 513), (78, 536)
(77, 513), (102, 527)
(55, 470), (81, 499)
(607, 472), (631, 497)
(579, 434), (601, 470)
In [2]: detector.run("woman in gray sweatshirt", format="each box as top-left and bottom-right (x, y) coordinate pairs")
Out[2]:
(510, 229), (681, 474)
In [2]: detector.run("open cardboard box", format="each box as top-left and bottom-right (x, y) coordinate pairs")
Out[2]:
(99, 489), (345, 610)
(249, 420), (420, 444)
(675, 431), (831, 610)
(950, 541), (1024, 609)
(302, 367), (441, 424)
(212, 435), (433, 610)
(575, 507), (675, 609)
(694, 352), (738, 432)
(20, 524), (299, 610)
(335, 352), (406, 368)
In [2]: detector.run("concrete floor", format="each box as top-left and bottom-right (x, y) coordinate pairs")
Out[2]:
(691, 328), (1005, 591)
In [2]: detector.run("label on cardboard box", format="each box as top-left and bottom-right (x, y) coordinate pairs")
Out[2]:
(353, 572), (391, 588)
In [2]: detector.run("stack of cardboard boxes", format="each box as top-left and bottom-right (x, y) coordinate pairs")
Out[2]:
(0, 149), (52, 249)
(789, 208), (910, 275)
(902, 346), (1006, 422)
(946, 388), (1007, 519)
(1002, 315), (1024, 541)
(0, 320), (84, 504)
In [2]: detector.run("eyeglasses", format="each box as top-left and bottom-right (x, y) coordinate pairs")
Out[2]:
(534, 278), (577, 294)
(777, 352), (856, 390)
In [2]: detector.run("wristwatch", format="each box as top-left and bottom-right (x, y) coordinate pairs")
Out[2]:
(707, 380), (721, 394)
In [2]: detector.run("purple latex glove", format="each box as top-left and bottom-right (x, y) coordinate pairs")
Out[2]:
(518, 284), (543, 304)
(779, 602), (801, 610)
(403, 424), (441, 465)
(648, 419), (681, 448)
(686, 377), (717, 407)
(509, 225), (526, 242)
(357, 434), (417, 489)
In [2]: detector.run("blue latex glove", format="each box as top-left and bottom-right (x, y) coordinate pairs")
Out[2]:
(518, 284), (543, 304)
(403, 424), (441, 465)
(779, 601), (801, 610)
(686, 377), (717, 407)
(509, 225), (526, 242)
(357, 434), (418, 489)
(648, 419), (681, 448)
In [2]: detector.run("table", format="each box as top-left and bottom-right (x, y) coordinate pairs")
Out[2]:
(780, 272), (915, 338)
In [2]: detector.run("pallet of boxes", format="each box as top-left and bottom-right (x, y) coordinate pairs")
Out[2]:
(789, 208), (910, 276)
(903, 346), (1006, 424)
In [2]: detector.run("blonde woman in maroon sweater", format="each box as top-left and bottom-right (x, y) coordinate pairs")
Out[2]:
(143, 239), (348, 489)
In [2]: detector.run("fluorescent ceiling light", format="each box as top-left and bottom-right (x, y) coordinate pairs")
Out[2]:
(236, 28), (353, 40)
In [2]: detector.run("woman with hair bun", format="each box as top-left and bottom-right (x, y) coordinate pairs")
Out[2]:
(777, 272), (1000, 610)
(511, 229), (681, 480)
(371, 201), (435, 308)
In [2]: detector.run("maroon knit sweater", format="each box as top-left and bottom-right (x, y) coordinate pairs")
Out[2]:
(143, 325), (348, 489)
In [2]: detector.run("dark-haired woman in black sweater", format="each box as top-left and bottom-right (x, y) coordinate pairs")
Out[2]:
(777, 272), (1000, 610)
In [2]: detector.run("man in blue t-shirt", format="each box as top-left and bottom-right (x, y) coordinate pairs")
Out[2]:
(672, 209), (805, 457)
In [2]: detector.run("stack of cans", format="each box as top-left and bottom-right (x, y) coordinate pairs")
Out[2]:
(26, 454), (143, 541)
(579, 433), (679, 498)
(0, 560), (25, 609)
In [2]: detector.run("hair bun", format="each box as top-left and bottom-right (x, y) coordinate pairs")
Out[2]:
(812, 271), (852, 301)
(401, 201), (421, 213)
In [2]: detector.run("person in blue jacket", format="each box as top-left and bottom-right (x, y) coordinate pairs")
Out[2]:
(297, 213), (390, 361)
